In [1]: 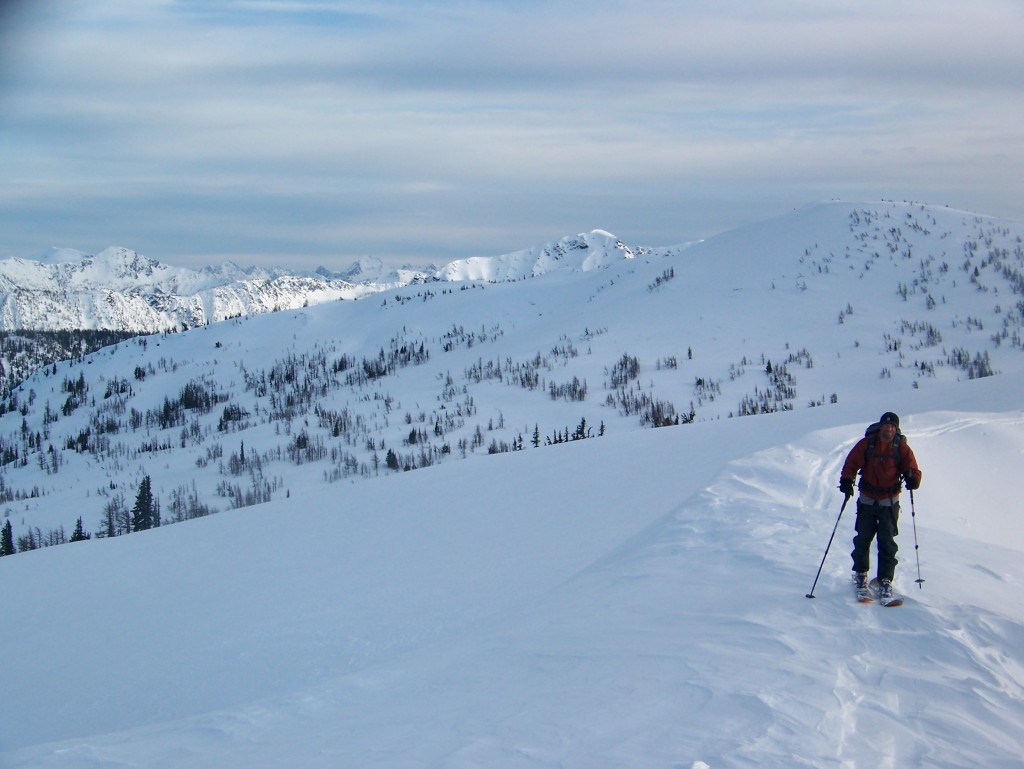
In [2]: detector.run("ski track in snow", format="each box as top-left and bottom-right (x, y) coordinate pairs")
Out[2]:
(631, 409), (1024, 769)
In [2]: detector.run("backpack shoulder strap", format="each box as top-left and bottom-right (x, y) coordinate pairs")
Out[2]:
(864, 422), (880, 462)
(893, 433), (907, 468)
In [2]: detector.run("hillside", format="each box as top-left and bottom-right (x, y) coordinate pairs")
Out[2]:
(2, 200), (1022, 548)
(1, 200), (1023, 767)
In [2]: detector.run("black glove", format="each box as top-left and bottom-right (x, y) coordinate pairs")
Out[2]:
(904, 473), (920, 491)
(839, 478), (854, 496)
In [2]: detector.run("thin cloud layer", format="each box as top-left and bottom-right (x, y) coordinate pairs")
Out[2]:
(1, 0), (1022, 269)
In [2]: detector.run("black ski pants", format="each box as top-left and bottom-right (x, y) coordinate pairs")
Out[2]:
(851, 499), (900, 582)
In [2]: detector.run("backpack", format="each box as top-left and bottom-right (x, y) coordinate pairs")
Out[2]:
(861, 421), (906, 495)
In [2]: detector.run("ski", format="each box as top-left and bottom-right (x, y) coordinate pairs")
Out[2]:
(870, 578), (904, 607)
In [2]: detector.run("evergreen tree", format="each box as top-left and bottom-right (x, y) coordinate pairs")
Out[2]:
(1, 519), (14, 556)
(131, 475), (154, 531)
(69, 516), (91, 542)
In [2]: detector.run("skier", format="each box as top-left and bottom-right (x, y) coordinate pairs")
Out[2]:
(839, 411), (922, 603)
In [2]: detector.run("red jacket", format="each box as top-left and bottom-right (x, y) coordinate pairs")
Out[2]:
(841, 436), (921, 500)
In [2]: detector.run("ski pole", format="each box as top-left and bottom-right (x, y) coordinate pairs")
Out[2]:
(909, 488), (924, 588)
(806, 494), (850, 599)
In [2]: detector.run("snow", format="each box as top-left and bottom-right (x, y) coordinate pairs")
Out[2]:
(35, 248), (90, 266)
(0, 248), (378, 331)
(435, 230), (636, 281)
(2, 200), (1024, 768)
(4, 227), (649, 331)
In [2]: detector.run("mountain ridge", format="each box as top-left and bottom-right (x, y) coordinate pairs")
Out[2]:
(0, 228), (682, 332)
(6, 198), (1007, 333)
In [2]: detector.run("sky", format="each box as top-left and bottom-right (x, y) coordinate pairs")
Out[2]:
(1, 0), (1023, 271)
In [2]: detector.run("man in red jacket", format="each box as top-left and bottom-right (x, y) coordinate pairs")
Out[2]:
(839, 411), (922, 600)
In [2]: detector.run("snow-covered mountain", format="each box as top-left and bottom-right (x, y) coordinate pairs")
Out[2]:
(434, 229), (665, 281)
(0, 246), (417, 332)
(0, 230), (669, 332)
(318, 254), (438, 286)
(2, 200), (1024, 768)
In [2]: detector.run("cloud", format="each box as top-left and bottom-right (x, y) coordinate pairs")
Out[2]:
(1, 0), (1022, 268)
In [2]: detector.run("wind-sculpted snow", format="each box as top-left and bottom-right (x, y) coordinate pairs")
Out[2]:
(2, 409), (1022, 768)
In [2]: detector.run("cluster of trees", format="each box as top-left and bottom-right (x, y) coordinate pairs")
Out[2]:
(647, 267), (676, 292)
(532, 417), (605, 447)
(734, 360), (798, 417)
(609, 354), (640, 388)
(96, 475), (160, 538)
(947, 348), (996, 379)
(439, 322), (505, 352)
(604, 383), (691, 428)
(339, 340), (430, 387)
(0, 329), (139, 408)
(0, 473), (158, 555)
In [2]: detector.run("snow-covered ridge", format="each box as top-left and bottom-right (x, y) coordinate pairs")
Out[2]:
(0, 247), (378, 332)
(434, 229), (641, 282)
(0, 230), (663, 332)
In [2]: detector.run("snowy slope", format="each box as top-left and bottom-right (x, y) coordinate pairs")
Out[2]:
(3, 397), (1023, 768)
(1, 200), (1023, 767)
(5, 197), (1024, 565)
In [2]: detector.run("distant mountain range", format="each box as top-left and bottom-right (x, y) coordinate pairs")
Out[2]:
(0, 231), (674, 332)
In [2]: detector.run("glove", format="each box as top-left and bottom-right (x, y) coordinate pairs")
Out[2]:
(839, 478), (854, 496)
(904, 473), (920, 491)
